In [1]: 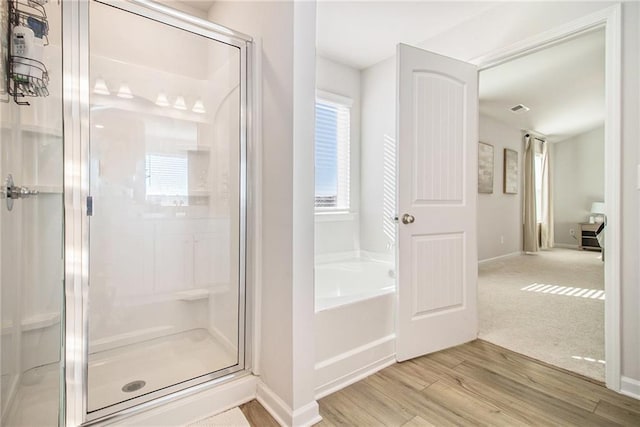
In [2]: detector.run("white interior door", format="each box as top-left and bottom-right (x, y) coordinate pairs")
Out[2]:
(396, 43), (478, 362)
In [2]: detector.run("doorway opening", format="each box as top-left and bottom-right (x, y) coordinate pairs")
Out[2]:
(477, 27), (609, 382)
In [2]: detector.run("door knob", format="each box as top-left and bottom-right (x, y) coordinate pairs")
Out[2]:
(401, 213), (415, 224)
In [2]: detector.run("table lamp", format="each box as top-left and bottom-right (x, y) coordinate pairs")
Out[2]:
(590, 201), (605, 223)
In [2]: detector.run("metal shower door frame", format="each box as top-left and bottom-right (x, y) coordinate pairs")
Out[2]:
(62, 1), (253, 424)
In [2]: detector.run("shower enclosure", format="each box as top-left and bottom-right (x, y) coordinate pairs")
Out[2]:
(1, 0), (251, 425)
(1, 0), (64, 425)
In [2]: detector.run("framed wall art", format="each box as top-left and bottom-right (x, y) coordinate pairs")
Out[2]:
(478, 142), (494, 194)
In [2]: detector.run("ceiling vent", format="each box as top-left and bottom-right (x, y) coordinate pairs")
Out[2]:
(510, 104), (530, 114)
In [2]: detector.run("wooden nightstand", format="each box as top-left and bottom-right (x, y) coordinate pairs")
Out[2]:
(579, 222), (602, 251)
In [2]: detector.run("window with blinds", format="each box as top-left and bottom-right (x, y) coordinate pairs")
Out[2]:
(315, 97), (350, 211)
(145, 153), (189, 199)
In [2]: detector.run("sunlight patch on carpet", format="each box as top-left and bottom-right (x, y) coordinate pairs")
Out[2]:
(521, 283), (605, 300)
(572, 355), (606, 364)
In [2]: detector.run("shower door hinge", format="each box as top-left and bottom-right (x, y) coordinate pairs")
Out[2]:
(86, 196), (93, 216)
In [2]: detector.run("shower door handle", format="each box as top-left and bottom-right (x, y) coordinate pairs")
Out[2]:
(401, 213), (415, 225)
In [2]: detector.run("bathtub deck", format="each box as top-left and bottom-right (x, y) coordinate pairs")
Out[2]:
(241, 340), (640, 426)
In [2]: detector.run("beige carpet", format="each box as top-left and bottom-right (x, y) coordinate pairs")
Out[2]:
(478, 248), (605, 381)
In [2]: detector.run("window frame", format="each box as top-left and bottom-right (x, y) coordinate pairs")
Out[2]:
(314, 90), (353, 215)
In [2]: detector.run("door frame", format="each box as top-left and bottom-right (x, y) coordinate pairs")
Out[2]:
(470, 4), (622, 391)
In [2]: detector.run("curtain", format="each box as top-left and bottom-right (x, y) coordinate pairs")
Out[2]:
(539, 141), (554, 249)
(523, 133), (553, 253)
(523, 134), (538, 252)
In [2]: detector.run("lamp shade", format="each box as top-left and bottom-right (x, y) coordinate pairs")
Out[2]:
(590, 202), (605, 215)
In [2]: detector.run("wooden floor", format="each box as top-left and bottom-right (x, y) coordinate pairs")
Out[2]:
(240, 340), (640, 426)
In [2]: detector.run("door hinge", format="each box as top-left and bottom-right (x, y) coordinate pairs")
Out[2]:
(86, 196), (93, 216)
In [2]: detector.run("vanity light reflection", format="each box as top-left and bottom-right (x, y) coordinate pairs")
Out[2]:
(93, 78), (110, 95)
(117, 83), (134, 99)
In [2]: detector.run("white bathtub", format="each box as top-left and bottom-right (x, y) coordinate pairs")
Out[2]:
(315, 257), (396, 311)
(314, 256), (397, 397)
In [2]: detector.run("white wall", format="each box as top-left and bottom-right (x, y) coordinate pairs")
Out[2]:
(553, 126), (605, 246)
(315, 56), (361, 256)
(478, 114), (523, 261)
(620, 1), (640, 384)
(208, 2), (319, 424)
(360, 57), (396, 255)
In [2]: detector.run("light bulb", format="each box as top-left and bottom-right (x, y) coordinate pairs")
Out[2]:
(173, 96), (187, 110)
(192, 99), (206, 114)
(155, 93), (170, 107)
(117, 84), (134, 99)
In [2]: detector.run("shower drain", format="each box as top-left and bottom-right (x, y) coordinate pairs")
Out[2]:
(122, 380), (146, 393)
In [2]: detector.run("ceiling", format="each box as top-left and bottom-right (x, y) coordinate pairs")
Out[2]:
(479, 28), (605, 142)
(316, 1), (499, 69)
(316, 1), (605, 142)
(176, 1), (604, 143)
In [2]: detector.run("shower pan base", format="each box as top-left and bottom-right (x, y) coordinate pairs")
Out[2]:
(88, 328), (237, 412)
(3, 364), (60, 427)
(6, 328), (237, 425)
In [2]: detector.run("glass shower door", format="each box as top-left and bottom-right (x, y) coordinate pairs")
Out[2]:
(0, 1), (64, 425)
(85, 0), (246, 416)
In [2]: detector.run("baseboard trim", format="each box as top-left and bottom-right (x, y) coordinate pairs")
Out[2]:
(256, 381), (290, 426)
(478, 251), (523, 264)
(315, 353), (396, 400)
(554, 243), (580, 249)
(292, 401), (322, 426)
(621, 376), (640, 400)
(315, 334), (396, 399)
(257, 381), (321, 426)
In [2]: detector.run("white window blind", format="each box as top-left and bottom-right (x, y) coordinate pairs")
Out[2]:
(145, 153), (189, 197)
(315, 98), (350, 210)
